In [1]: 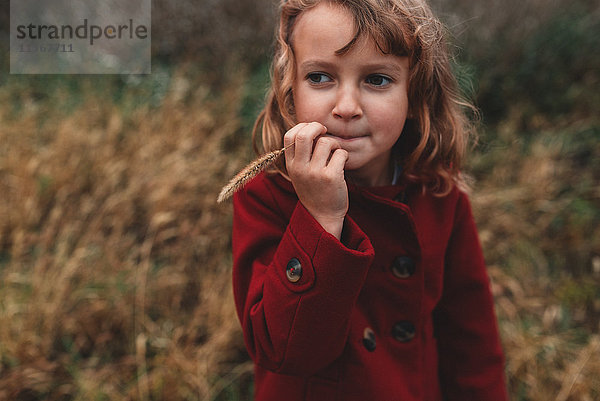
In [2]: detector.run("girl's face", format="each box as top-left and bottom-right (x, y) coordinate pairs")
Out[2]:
(291, 2), (410, 187)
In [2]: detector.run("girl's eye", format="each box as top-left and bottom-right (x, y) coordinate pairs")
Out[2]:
(307, 73), (332, 84)
(366, 74), (391, 87)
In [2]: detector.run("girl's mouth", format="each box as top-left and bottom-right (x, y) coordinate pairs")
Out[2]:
(325, 132), (367, 141)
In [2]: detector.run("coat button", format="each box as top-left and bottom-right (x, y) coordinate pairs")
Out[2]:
(392, 321), (416, 343)
(390, 256), (415, 279)
(286, 258), (302, 283)
(362, 327), (376, 352)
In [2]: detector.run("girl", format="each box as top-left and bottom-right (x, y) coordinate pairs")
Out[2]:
(232, 0), (508, 400)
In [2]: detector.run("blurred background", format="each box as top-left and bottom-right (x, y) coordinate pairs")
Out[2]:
(0, 0), (598, 399)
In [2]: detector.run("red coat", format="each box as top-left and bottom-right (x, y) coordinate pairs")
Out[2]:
(232, 171), (507, 401)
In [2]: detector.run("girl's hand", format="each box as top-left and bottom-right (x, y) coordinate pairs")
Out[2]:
(284, 122), (349, 240)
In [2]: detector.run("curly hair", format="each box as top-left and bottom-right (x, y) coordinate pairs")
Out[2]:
(252, 0), (477, 195)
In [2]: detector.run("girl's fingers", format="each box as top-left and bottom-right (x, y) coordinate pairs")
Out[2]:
(327, 148), (349, 171)
(283, 122), (309, 160)
(292, 122), (327, 165)
(311, 136), (341, 167)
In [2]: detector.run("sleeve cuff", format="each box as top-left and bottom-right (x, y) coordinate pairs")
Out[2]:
(272, 202), (374, 293)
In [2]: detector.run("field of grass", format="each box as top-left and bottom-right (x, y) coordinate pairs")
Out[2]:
(0, 0), (599, 400)
(0, 67), (256, 400)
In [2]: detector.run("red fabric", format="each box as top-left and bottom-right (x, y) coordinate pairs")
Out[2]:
(232, 171), (508, 401)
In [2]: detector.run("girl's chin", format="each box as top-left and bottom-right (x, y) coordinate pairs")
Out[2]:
(342, 158), (368, 175)
(342, 152), (373, 170)
(343, 153), (394, 186)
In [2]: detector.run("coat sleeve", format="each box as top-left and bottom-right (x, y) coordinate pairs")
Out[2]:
(232, 176), (374, 376)
(433, 191), (508, 400)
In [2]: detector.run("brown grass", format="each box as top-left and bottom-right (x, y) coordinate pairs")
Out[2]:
(470, 119), (600, 400)
(0, 69), (254, 400)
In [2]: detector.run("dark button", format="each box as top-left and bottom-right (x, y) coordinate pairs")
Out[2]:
(362, 327), (376, 352)
(392, 321), (416, 343)
(390, 256), (415, 279)
(286, 258), (302, 283)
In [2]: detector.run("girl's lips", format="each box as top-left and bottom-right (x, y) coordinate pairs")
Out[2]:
(325, 132), (367, 141)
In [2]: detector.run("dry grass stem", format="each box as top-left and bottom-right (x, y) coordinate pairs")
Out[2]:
(217, 144), (291, 203)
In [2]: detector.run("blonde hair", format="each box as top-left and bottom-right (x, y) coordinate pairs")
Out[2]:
(252, 0), (477, 195)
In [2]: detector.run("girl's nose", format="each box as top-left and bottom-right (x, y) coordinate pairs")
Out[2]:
(332, 87), (362, 120)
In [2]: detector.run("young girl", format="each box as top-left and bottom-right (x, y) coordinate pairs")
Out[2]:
(232, 0), (508, 399)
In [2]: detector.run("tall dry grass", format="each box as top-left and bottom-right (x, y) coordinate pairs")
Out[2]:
(0, 68), (255, 400)
(470, 117), (600, 400)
